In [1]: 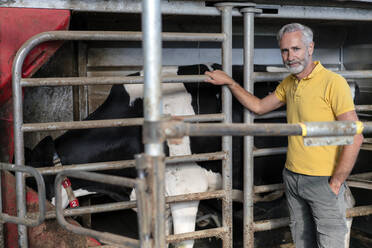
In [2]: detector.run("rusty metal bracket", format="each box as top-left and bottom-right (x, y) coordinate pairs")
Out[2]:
(0, 162), (46, 226)
(143, 120), (165, 144)
(143, 115), (188, 144)
(54, 170), (140, 248)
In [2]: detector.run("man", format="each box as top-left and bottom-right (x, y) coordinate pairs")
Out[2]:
(205, 23), (363, 247)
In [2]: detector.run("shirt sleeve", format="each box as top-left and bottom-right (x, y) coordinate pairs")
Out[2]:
(274, 79), (288, 103)
(328, 74), (355, 117)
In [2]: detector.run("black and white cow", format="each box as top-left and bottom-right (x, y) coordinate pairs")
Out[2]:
(27, 64), (240, 248)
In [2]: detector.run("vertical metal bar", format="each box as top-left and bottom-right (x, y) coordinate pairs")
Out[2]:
(76, 42), (92, 227)
(241, 5), (256, 248)
(218, 3), (233, 248)
(77, 42), (89, 120)
(142, 0), (165, 247)
(12, 42), (28, 248)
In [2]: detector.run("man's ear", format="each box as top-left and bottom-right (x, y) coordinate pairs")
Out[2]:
(308, 41), (314, 56)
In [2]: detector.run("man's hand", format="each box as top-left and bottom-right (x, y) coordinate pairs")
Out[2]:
(205, 70), (236, 86)
(329, 179), (342, 195)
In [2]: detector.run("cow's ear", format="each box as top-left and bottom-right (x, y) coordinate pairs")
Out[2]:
(29, 136), (56, 167)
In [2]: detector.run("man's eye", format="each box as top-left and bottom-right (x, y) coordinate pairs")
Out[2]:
(293, 47), (300, 51)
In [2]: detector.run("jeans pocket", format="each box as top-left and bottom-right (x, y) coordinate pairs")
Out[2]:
(325, 177), (338, 198)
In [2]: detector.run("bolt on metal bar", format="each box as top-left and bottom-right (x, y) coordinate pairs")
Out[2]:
(54, 170), (139, 247)
(0, 163), (45, 226)
(21, 113), (224, 132)
(21, 75), (210, 87)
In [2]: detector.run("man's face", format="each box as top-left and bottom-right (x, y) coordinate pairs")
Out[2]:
(279, 31), (313, 75)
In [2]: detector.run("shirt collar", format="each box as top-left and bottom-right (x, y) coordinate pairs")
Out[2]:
(290, 61), (323, 81)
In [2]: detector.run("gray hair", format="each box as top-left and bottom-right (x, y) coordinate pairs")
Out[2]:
(276, 23), (313, 46)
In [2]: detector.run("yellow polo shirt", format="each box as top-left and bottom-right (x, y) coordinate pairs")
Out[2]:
(275, 62), (355, 176)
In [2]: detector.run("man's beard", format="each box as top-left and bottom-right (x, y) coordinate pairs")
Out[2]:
(284, 53), (309, 74)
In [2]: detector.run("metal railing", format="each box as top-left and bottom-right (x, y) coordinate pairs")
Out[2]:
(0, 163), (45, 226)
(10, 5), (234, 247)
(7, 2), (372, 248)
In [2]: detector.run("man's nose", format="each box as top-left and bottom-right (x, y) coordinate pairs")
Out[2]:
(287, 50), (294, 61)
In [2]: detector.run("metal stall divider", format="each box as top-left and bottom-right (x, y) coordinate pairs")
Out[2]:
(11, 4), (237, 245)
(9, 2), (372, 248)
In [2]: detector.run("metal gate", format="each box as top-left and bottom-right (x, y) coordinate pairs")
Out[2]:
(4, 1), (372, 248)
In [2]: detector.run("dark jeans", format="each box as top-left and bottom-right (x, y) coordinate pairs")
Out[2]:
(282, 168), (348, 248)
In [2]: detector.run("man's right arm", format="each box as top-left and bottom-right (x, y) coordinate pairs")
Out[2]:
(205, 70), (284, 115)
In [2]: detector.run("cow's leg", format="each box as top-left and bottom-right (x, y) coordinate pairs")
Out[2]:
(170, 201), (200, 248)
(165, 164), (210, 248)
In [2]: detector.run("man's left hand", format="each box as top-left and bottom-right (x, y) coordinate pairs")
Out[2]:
(329, 180), (342, 195)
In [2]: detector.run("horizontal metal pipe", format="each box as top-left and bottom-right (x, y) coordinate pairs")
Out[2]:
(254, 184), (284, 194)
(254, 111), (286, 119)
(166, 227), (228, 243)
(26, 152), (226, 177)
(21, 75), (210, 87)
(254, 204), (372, 232)
(32, 190), (226, 220)
(23, 71), (372, 88)
(253, 147), (287, 157)
(174, 123), (302, 137)
(254, 217), (289, 232)
(258, 5), (372, 21)
(347, 180), (372, 190)
(5, 2), (372, 22)
(347, 205), (372, 218)
(22, 118), (143, 132)
(22, 113), (224, 132)
(356, 105), (372, 111)
(348, 172), (372, 180)
(62, 170), (137, 188)
(166, 121), (371, 137)
(166, 190), (226, 204)
(40, 201), (137, 219)
(26, 31), (224, 43)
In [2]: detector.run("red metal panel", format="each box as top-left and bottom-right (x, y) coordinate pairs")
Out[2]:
(0, 8), (101, 247)
(0, 7), (71, 105)
(0, 7), (70, 161)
